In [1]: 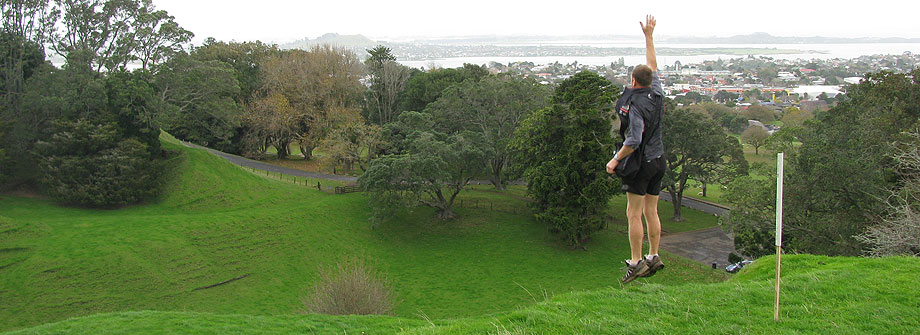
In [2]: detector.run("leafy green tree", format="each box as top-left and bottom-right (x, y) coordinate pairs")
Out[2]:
(1, 0), (54, 117)
(509, 71), (620, 247)
(377, 111), (435, 156)
(425, 75), (550, 189)
(687, 101), (732, 120)
(780, 106), (812, 128)
(741, 126), (769, 154)
(359, 125), (488, 221)
(728, 69), (920, 256)
(364, 46), (409, 125)
(676, 91), (707, 105)
(723, 175), (777, 257)
(397, 64), (488, 113)
(765, 126), (800, 154)
(318, 108), (380, 171)
(37, 119), (162, 207)
(714, 90), (739, 103)
(154, 52), (242, 153)
(718, 112), (749, 133)
(49, 0), (191, 75)
(742, 104), (775, 123)
(663, 108), (746, 221)
(133, 2), (193, 70)
(191, 39), (277, 105)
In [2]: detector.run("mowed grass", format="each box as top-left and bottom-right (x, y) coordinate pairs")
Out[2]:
(7, 255), (918, 334)
(0, 133), (727, 332)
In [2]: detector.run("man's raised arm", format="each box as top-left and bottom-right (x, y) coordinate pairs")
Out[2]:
(640, 15), (657, 72)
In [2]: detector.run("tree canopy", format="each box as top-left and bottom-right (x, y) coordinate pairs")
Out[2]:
(425, 75), (550, 189)
(510, 71), (620, 247)
(726, 69), (920, 256)
(663, 107), (747, 221)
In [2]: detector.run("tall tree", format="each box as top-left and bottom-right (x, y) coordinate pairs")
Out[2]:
(360, 113), (488, 221)
(318, 107), (380, 171)
(727, 69), (920, 256)
(153, 52), (242, 153)
(49, 0), (191, 75)
(256, 45), (363, 159)
(132, 2), (192, 70)
(426, 75), (550, 190)
(397, 64), (488, 113)
(1, 0), (55, 117)
(662, 107), (746, 221)
(509, 71), (620, 247)
(741, 125), (769, 155)
(191, 39), (277, 105)
(364, 46), (409, 125)
(244, 91), (300, 159)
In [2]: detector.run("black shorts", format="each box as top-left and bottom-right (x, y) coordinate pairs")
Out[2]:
(622, 156), (666, 196)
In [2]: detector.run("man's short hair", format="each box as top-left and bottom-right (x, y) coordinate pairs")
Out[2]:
(632, 65), (653, 87)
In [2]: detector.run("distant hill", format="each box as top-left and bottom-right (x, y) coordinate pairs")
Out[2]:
(662, 32), (920, 44)
(280, 33), (379, 51)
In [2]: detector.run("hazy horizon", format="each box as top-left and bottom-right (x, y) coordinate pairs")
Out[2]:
(152, 0), (920, 45)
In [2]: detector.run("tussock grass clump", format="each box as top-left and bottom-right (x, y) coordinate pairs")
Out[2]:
(304, 260), (395, 316)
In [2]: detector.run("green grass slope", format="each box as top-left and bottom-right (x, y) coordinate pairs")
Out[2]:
(7, 255), (918, 334)
(0, 134), (726, 332)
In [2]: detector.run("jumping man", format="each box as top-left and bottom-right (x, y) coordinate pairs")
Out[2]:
(606, 15), (667, 283)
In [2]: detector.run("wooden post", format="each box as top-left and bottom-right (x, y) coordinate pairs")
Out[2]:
(774, 152), (784, 322)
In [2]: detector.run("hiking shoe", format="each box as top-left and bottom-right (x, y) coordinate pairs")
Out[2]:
(621, 259), (650, 284)
(641, 254), (665, 277)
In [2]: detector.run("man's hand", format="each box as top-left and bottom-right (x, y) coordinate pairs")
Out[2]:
(640, 15), (658, 72)
(606, 157), (619, 174)
(640, 15), (656, 38)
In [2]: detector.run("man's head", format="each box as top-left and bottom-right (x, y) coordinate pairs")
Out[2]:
(632, 64), (653, 88)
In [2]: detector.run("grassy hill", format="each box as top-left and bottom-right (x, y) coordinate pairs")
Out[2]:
(6, 255), (919, 334)
(0, 134), (727, 332)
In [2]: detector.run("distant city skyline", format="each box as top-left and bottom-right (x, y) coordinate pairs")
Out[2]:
(152, 0), (920, 45)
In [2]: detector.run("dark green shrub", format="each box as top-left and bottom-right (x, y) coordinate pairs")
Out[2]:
(38, 120), (163, 207)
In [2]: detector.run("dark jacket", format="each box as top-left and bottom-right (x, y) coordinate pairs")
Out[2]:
(615, 73), (664, 161)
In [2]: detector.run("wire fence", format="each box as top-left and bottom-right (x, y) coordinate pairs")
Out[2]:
(237, 164), (343, 193)
(236, 162), (532, 215)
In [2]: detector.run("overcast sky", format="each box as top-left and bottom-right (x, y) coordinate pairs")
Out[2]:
(152, 0), (920, 44)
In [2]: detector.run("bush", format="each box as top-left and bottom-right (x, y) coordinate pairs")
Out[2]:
(38, 120), (163, 207)
(304, 260), (395, 316)
(857, 132), (920, 256)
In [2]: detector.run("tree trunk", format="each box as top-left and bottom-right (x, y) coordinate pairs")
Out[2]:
(671, 191), (685, 221)
(667, 186), (685, 222)
(275, 141), (290, 159)
(299, 144), (314, 160)
(489, 159), (506, 190)
(436, 208), (456, 220)
(702, 181), (708, 197)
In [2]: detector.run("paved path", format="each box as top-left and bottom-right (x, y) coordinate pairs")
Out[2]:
(184, 142), (358, 183)
(658, 192), (729, 216)
(187, 142), (739, 265)
(660, 226), (738, 268)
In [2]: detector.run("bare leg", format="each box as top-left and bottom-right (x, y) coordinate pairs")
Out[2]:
(626, 192), (647, 262)
(644, 194), (661, 255)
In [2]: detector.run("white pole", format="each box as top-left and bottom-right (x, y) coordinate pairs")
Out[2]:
(774, 152), (784, 322)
